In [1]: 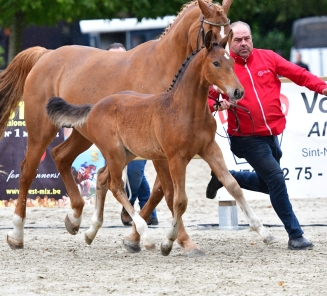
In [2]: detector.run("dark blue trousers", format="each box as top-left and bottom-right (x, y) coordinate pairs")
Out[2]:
(230, 135), (303, 239)
(126, 160), (157, 219)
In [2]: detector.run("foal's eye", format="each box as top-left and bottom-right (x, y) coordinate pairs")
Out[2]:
(213, 61), (220, 67)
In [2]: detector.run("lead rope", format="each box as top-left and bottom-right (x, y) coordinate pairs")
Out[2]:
(209, 95), (255, 138)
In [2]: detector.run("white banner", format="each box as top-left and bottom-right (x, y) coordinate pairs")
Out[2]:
(214, 76), (327, 199)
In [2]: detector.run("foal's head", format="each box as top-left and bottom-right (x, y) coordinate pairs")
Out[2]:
(203, 30), (244, 102)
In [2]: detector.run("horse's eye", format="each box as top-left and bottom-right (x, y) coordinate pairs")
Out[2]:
(213, 61), (220, 67)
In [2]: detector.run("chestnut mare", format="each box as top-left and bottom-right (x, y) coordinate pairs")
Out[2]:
(46, 31), (276, 256)
(1, 0), (276, 253)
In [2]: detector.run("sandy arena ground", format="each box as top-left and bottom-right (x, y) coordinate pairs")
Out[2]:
(0, 159), (326, 295)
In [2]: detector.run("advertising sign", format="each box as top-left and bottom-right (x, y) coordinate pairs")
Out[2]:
(0, 102), (105, 207)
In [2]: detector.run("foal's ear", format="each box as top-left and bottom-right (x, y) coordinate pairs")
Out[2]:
(219, 29), (232, 49)
(205, 30), (214, 51)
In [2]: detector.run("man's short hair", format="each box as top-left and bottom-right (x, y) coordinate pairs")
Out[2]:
(230, 21), (252, 35)
(106, 43), (126, 51)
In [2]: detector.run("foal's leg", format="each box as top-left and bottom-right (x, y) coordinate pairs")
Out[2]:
(160, 157), (189, 256)
(152, 160), (205, 256)
(84, 166), (108, 245)
(123, 159), (205, 256)
(123, 173), (163, 253)
(51, 129), (92, 234)
(200, 141), (278, 245)
(105, 155), (154, 250)
(7, 124), (58, 249)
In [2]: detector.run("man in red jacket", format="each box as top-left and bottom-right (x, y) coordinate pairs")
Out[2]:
(207, 21), (327, 250)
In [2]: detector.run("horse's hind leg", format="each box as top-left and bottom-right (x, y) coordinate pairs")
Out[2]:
(7, 125), (58, 249)
(85, 166), (108, 245)
(200, 141), (278, 245)
(51, 129), (92, 235)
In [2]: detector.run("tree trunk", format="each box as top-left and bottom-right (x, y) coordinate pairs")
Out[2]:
(8, 12), (25, 63)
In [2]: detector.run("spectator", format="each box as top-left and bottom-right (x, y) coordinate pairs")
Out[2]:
(294, 52), (310, 71)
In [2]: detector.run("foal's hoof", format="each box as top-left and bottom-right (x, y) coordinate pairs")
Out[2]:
(7, 235), (24, 250)
(65, 214), (80, 235)
(85, 233), (93, 245)
(184, 248), (206, 258)
(263, 235), (279, 245)
(160, 242), (173, 256)
(123, 238), (141, 253)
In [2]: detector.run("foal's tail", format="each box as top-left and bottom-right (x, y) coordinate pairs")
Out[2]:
(0, 46), (49, 139)
(46, 97), (93, 128)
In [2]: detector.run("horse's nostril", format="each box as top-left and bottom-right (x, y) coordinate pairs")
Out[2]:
(234, 89), (244, 100)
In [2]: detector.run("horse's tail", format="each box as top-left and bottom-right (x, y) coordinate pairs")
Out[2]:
(0, 46), (49, 139)
(46, 97), (93, 128)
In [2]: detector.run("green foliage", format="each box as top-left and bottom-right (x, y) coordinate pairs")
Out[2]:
(252, 29), (292, 59)
(0, 46), (4, 67)
(0, 0), (326, 61)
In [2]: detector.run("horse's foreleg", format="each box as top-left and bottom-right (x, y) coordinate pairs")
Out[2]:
(106, 157), (154, 251)
(160, 158), (188, 256)
(7, 127), (58, 249)
(123, 173), (164, 253)
(154, 160), (204, 256)
(85, 166), (107, 245)
(123, 159), (205, 256)
(200, 141), (278, 245)
(51, 129), (92, 235)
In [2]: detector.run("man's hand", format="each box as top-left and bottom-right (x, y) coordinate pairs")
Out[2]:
(323, 88), (327, 96)
(214, 99), (231, 111)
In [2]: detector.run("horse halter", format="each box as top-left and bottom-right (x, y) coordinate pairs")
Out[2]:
(196, 15), (231, 50)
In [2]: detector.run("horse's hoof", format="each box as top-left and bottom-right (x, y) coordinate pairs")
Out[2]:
(123, 238), (141, 253)
(263, 235), (279, 245)
(160, 242), (172, 256)
(65, 214), (80, 235)
(85, 233), (93, 245)
(7, 235), (24, 250)
(144, 242), (156, 251)
(184, 248), (206, 258)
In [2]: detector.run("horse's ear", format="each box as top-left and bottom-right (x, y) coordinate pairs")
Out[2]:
(222, 0), (233, 15)
(219, 29), (232, 49)
(198, 0), (212, 18)
(205, 30), (214, 51)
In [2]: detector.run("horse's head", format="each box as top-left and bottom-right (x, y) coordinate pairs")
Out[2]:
(203, 30), (244, 103)
(189, 0), (233, 51)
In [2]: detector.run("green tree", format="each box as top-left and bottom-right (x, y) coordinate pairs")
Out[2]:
(0, 0), (185, 63)
(1, 0), (327, 62)
(0, 46), (4, 68)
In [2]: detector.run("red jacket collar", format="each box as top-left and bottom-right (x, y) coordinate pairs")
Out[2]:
(230, 50), (254, 65)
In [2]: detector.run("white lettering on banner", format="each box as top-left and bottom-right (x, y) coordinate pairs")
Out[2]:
(6, 170), (19, 182)
(5, 170), (61, 182)
(213, 76), (327, 199)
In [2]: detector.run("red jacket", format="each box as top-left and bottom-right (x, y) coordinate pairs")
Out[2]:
(214, 48), (327, 136)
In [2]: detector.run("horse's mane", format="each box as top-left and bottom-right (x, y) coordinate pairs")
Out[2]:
(166, 45), (205, 92)
(159, 0), (223, 39)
